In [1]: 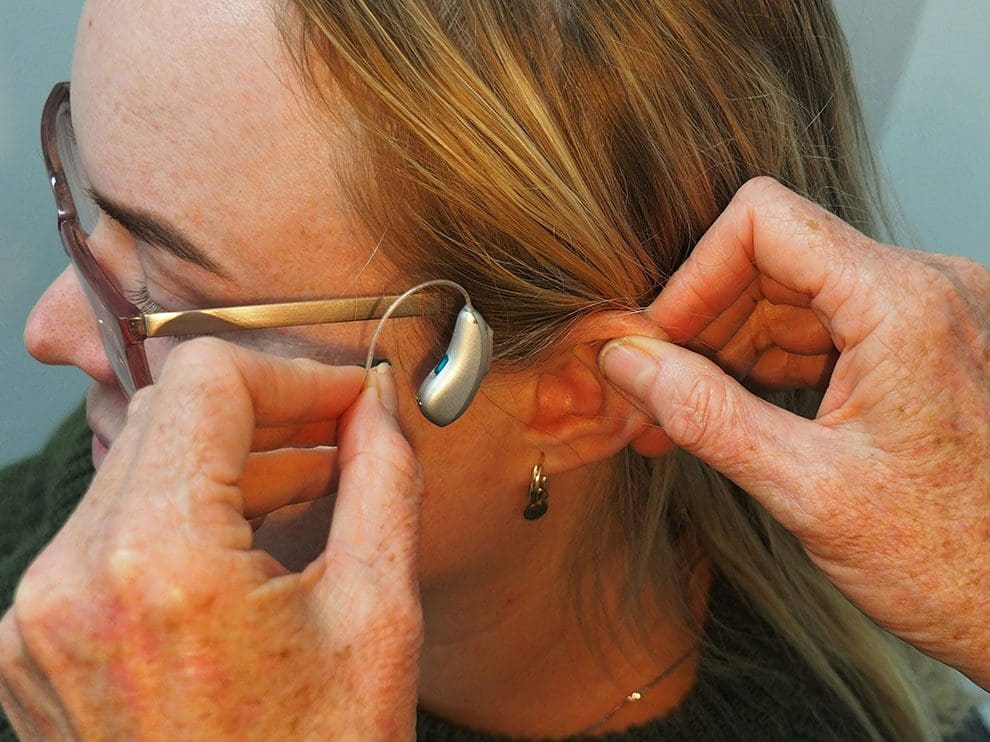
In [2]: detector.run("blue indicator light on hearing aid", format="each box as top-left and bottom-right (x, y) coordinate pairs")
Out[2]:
(417, 306), (493, 427)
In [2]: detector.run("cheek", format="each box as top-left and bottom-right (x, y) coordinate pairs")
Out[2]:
(403, 408), (524, 585)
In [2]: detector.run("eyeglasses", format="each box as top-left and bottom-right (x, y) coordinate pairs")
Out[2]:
(40, 82), (441, 396)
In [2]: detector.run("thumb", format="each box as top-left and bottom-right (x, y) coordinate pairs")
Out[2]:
(600, 336), (835, 530)
(320, 363), (424, 603)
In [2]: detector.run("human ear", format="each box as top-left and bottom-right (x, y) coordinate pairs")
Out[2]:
(523, 311), (676, 472)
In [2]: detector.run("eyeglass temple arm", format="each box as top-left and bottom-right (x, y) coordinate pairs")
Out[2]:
(138, 294), (443, 338)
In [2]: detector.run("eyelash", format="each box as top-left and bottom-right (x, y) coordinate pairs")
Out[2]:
(87, 207), (167, 316)
(123, 283), (168, 315)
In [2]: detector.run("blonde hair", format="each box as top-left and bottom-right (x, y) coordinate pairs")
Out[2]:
(278, 1), (965, 738)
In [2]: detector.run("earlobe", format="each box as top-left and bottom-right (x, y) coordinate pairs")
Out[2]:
(630, 424), (676, 458)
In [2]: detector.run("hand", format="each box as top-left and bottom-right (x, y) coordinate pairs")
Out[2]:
(0, 339), (425, 739)
(599, 177), (990, 688)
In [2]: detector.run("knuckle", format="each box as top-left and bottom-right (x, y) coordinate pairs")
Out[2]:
(90, 522), (221, 623)
(10, 535), (218, 656)
(933, 252), (982, 277)
(738, 177), (876, 257)
(734, 176), (824, 225)
(736, 176), (787, 206)
(667, 372), (729, 452)
(943, 255), (990, 303)
(101, 543), (152, 597)
(13, 555), (59, 620)
(126, 385), (156, 419)
(10, 568), (67, 655)
(908, 262), (974, 328)
(0, 612), (20, 673)
(98, 538), (215, 618)
(159, 337), (233, 384)
(159, 338), (246, 408)
(918, 260), (959, 296)
(961, 257), (990, 292)
(169, 335), (227, 365)
(945, 254), (983, 276)
(100, 555), (217, 629)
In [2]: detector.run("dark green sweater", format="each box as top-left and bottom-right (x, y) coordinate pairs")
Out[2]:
(1, 407), (987, 741)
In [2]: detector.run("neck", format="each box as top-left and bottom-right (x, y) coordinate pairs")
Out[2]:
(417, 509), (710, 738)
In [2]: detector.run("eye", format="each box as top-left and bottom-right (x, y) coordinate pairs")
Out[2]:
(123, 282), (167, 314)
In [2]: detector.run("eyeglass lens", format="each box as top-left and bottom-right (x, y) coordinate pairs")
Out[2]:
(53, 99), (140, 395)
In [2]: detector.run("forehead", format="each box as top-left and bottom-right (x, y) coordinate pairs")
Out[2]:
(71, 0), (350, 288)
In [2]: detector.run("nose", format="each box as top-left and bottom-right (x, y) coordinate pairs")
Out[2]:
(24, 266), (118, 386)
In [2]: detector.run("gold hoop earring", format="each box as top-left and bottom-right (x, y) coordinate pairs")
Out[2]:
(523, 453), (549, 521)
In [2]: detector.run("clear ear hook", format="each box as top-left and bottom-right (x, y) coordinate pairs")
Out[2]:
(363, 279), (472, 371)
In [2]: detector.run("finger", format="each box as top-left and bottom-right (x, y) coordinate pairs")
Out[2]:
(0, 673), (40, 740)
(0, 634), (38, 741)
(679, 277), (817, 356)
(241, 447), (340, 519)
(111, 340), (366, 513)
(155, 340), (367, 432)
(716, 303), (834, 374)
(746, 347), (837, 391)
(758, 274), (815, 308)
(251, 419), (339, 452)
(321, 364), (424, 596)
(687, 279), (762, 353)
(600, 336), (837, 535)
(647, 177), (888, 349)
(80, 341), (367, 563)
(0, 612), (70, 739)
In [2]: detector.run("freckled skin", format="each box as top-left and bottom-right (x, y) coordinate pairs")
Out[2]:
(0, 345), (425, 738)
(18, 0), (708, 733)
(6, 4), (990, 739)
(9, 0), (699, 731)
(618, 177), (990, 689)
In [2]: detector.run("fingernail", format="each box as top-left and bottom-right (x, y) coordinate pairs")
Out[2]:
(369, 361), (399, 417)
(599, 337), (665, 395)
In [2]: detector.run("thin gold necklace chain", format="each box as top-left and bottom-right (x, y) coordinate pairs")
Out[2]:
(575, 643), (701, 737)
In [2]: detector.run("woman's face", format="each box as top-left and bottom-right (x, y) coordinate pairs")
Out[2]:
(24, 0), (545, 589)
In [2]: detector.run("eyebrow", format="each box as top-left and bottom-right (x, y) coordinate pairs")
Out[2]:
(87, 188), (231, 280)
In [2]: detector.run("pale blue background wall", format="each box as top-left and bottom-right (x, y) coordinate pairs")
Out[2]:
(835, 0), (990, 260)
(1, 1), (86, 467)
(1, 1), (989, 466)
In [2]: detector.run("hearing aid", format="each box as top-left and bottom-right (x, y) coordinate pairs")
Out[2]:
(416, 303), (493, 426)
(365, 280), (493, 426)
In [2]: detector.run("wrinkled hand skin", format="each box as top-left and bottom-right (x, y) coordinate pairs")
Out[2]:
(0, 340), (424, 740)
(603, 178), (990, 689)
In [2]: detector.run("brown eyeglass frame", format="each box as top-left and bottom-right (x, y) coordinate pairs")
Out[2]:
(41, 82), (441, 392)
